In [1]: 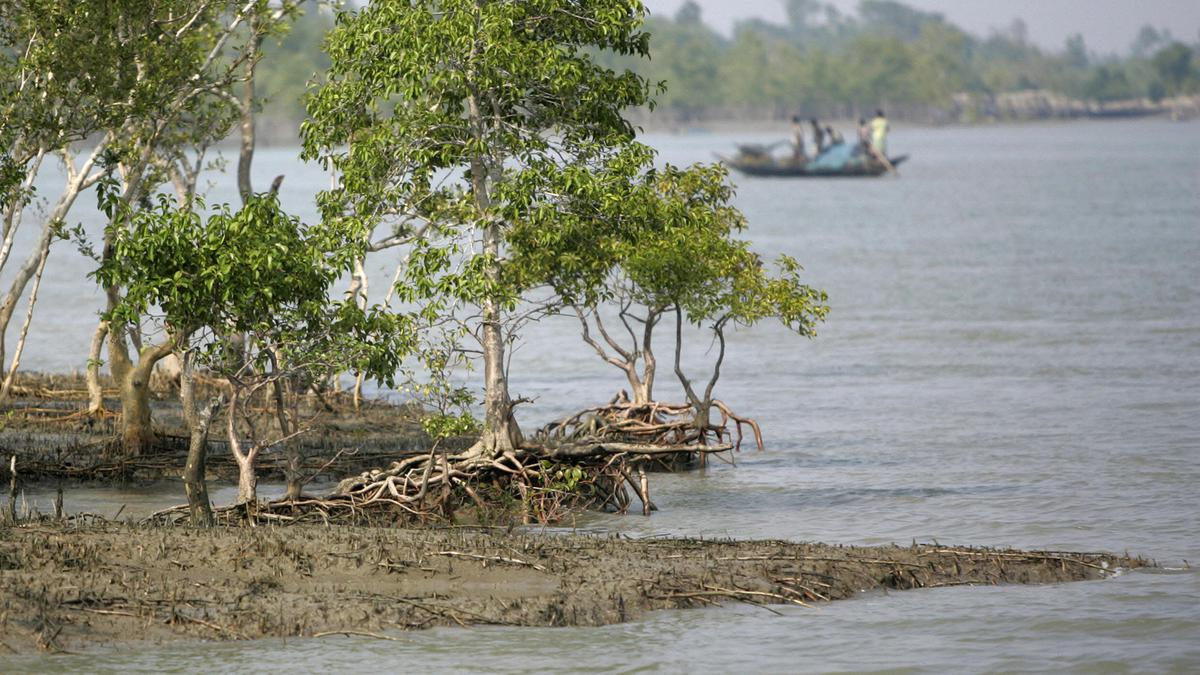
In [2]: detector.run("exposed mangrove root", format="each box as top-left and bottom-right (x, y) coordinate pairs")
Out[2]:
(7, 376), (763, 525)
(533, 396), (762, 469)
(147, 445), (687, 527)
(536, 396), (762, 450)
(147, 443), (734, 528)
(140, 397), (761, 526)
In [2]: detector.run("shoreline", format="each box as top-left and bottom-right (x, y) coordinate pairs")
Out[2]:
(0, 521), (1147, 655)
(0, 371), (443, 485)
(246, 105), (1197, 147)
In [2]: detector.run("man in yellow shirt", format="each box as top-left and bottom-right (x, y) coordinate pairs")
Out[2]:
(870, 109), (889, 156)
(873, 109), (892, 156)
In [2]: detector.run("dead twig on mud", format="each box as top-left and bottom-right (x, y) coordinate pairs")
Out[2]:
(312, 630), (406, 642)
(649, 588), (795, 615)
(72, 607), (141, 618)
(429, 550), (548, 572)
(717, 554), (929, 568)
(920, 548), (1114, 572)
(175, 614), (245, 639)
(701, 584), (813, 608)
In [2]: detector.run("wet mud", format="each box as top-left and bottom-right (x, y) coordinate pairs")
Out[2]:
(0, 522), (1147, 654)
(1, 372), (443, 483)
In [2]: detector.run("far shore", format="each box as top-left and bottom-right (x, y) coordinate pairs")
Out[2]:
(247, 97), (1200, 147)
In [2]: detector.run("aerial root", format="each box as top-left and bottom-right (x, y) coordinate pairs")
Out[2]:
(531, 397), (762, 466)
(143, 397), (763, 526)
(147, 447), (639, 526)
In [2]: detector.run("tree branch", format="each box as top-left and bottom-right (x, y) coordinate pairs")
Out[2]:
(702, 316), (729, 404)
(673, 305), (701, 409)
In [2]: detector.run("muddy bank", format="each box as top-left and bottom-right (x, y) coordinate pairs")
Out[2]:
(1, 372), (448, 483)
(0, 522), (1147, 654)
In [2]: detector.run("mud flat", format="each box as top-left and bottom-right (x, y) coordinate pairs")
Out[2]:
(0, 372), (441, 483)
(0, 522), (1147, 654)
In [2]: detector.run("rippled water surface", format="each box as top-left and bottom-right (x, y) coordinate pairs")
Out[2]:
(4, 118), (1200, 672)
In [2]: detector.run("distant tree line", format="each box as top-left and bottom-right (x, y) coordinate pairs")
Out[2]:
(609, 0), (1200, 122)
(250, 2), (1200, 130)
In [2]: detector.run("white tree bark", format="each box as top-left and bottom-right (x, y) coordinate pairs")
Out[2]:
(0, 146), (46, 273)
(0, 140), (108, 371)
(0, 232), (50, 403)
(86, 321), (110, 415)
(466, 87), (521, 456)
(228, 389), (259, 506)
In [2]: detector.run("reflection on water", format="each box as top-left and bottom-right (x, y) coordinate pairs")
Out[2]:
(4, 119), (1200, 672)
(17, 481), (291, 521)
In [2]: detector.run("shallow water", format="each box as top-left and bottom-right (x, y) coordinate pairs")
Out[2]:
(4, 118), (1200, 672)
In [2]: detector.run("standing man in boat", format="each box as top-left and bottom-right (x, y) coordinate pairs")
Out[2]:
(811, 118), (826, 155)
(856, 117), (871, 155)
(791, 116), (808, 165)
(868, 109), (898, 174)
(870, 109), (889, 157)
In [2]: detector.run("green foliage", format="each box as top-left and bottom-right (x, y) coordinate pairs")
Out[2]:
(572, 158), (828, 412)
(422, 412), (481, 442)
(502, 142), (660, 305)
(2, 0), (293, 292)
(96, 190), (409, 384)
(1083, 64), (1135, 101)
(1151, 43), (1199, 95)
(725, 254), (830, 336)
(101, 1), (1193, 137)
(1064, 34), (1090, 69)
(539, 460), (585, 492)
(0, 152), (24, 212)
(617, 163), (743, 306)
(98, 187), (348, 326)
(0, 0), (243, 148)
(858, 0), (946, 43)
(630, 4), (722, 119)
(909, 23), (977, 102)
(303, 0), (653, 222)
(302, 0), (663, 423)
(660, 223), (829, 338)
(607, 162), (828, 338)
(1131, 25), (1169, 59)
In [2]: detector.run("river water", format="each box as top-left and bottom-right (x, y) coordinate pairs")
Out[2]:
(4, 118), (1199, 672)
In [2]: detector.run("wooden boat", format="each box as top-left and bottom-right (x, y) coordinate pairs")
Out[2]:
(720, 142), (908, 178)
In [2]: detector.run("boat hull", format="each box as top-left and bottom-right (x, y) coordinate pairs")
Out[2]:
(723, 154), (909, 178)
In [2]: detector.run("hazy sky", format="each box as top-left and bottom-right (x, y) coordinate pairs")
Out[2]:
(641, 0), (1200, 55)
